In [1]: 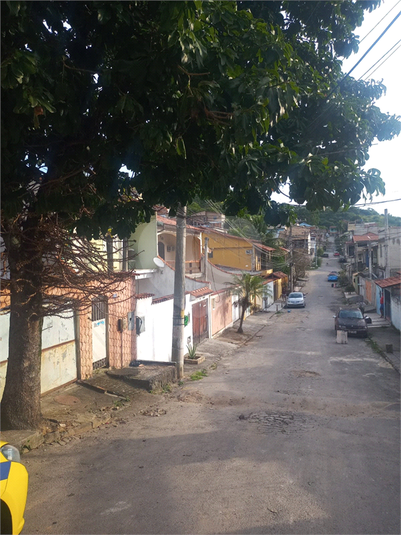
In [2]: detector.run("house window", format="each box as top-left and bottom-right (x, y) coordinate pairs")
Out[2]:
(167, 245), (175, 252)
(245, 249), (252, 255)
(212, 299), (215, 310)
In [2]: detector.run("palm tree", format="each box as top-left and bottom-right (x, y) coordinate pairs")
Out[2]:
(228, 273), (270, 333)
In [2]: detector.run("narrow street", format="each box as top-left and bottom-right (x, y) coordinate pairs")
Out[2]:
(24, 259), (400, 535)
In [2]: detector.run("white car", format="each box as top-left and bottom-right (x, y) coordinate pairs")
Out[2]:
(286, 292), (305, 308)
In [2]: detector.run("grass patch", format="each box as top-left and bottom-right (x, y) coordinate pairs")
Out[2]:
(190, 369), (208, 381)
(365, 336), (382, 355)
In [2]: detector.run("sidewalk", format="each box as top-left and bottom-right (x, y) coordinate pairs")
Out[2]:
(1, 311), (276, 453)
(366, 311), (400, 373)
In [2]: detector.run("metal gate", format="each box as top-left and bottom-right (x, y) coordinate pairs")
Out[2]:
(192, 301), (208, 346)
(92, 297), (108, 369)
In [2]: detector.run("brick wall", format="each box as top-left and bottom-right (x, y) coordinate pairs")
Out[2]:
(108, 277), (136, 368)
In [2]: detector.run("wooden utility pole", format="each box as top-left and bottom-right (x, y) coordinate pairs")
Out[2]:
(172, 204), (186, 379)
(289, 225), (294, 292)
(384, 209), (389, 278)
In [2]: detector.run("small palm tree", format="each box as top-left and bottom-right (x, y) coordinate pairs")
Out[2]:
(228, 273), (270, 333)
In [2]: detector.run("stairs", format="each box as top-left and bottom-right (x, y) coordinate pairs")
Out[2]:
(366, 311), (391, 329)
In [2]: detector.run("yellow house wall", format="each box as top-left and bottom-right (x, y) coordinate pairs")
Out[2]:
(202, 233), (253, 270)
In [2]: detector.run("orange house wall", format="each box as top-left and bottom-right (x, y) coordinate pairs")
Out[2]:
(211, 291), (232, 337)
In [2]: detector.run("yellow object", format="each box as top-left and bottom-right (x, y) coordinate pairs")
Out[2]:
(0, 440), (29, 535)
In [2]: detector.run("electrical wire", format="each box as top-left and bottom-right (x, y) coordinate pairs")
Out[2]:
(358, 0), (401, 46)
(305, 9), (401, 138)
(359, 38), (401, 79)
(361, 40), (401, 79)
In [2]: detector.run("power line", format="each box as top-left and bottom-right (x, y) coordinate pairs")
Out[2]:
(355, 197), (401, 206)
(343, 9), (401, 79)
(361, 40), (401, 79)
(359, 37), (401, 79)
(306, 9), (401, 136)
(358, 0), (401, 46)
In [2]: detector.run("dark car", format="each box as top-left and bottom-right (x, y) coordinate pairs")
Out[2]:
(333, 308), (369, 337)
(322, 252), (329, 258)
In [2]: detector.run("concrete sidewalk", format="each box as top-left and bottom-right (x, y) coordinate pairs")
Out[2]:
(366, 311), (400, 373)
(0, 311), (276, 453)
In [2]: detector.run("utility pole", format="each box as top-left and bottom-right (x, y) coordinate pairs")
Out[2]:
(204, 237), (209, 281)
(172, 204), (186, 379)
(288, 224), (294, 292)
(384, 208), (389, 278)
(368, 241), (372, 281)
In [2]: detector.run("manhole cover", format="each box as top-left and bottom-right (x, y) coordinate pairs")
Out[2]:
(53, 395), (81, 406)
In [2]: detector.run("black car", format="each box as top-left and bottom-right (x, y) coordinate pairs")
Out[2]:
(333, 307), (369, 337)
(322, 252), (329, 257)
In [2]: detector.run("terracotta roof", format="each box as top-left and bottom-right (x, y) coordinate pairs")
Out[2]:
(253, 243), (275, 252)
(375, 275), (401, 288)
(190, 286), (213, 297)
(273, 271), (288, 279)
(136, 293), (155, 300)
(352, 233), (379, 243)
(152, 294), (174, 304)
(156, 214), (200, 232)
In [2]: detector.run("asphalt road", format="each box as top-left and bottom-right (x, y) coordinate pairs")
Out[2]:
(24, 259), (400, 534)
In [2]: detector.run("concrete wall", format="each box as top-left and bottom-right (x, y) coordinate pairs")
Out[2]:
(203, 232), (254, 271)
(210, 290), (232, 337)
(390, 294), (401, 331)
(133, 217), (158, 269)
(1, 310), (77, 398)
(136, 294), (193, 362)
(135, 261), (208, 298)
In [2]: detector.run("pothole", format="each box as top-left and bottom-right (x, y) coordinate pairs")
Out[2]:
(239, 411), (315, 435)
(291, 370), (321, 378)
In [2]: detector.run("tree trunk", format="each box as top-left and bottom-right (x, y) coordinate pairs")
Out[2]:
(1, 224), (44, 430)
(237, 297), (248, 334)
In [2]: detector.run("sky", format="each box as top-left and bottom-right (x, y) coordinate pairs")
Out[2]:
(273, 0), (401, 218)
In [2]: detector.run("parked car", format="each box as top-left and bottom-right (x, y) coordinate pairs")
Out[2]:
(286, 292), (306, 308)
(333, 307), (369, 337)
(1, 441), (28, 535)
(339, 257), (347, 263)
(328, 272), (339, 282)
(322, 252), (329, 257)
(333, 251), (340, 256)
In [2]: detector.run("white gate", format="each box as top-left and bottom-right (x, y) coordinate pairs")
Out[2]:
(92, 298), (107, 368)
(232, 295), (240, 322)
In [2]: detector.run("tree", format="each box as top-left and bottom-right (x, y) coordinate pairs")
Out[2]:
(228, 273), (268, 333)
(2, 1), (400, 429)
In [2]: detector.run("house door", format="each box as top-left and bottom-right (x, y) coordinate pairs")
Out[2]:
(92, 297), (108, 369)
(384, 289), (391, 321)
(192, 301), (208, 346)
(158, 241), (165, 259)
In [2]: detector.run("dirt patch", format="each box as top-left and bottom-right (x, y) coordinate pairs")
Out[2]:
(291, 370), (321, 378)
(177, 390), (205, 404)
(139, 408), (167, 417)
